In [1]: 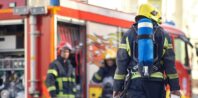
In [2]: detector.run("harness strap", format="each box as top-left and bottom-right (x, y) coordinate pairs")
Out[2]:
(129, 25), (165, 75)
(138, 34), (154, 39)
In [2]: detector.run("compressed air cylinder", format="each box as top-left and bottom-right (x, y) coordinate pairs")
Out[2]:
(50, 0), (60, 6)
(137, 18), (154, 67)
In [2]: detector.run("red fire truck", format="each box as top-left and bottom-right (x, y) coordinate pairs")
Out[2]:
(0, 0), (192, 98)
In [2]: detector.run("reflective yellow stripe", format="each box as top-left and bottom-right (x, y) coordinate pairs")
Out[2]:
(48, 69), (58, 77)
(47, 86), (56, 92)
(164, 38), (169, 48)
(150, 72), (164, 78)
(167, 44), (173, 49)
(167, 74), (178, 79)
(94, 73), (102, 80)
(114, 74), (125, 80)
(57, 94), (75, 98)
(163, 37), (172, 56)
(131, 72), (141, 79)
(62, 77), (75, 82)
(163, 38), (167, 56)
(162, 44), (173, 56)
(59, 91), (64, 95)
(119, 44), (127, 49)
(164, 37), (172, 49)
(73, 88), (77, 92)
(131, 72), (163, 79)
(56, 78), (63, 91)
(126, 37), (131, 56)
(55, 77), (76, 97)
(56, 77), (75, 82)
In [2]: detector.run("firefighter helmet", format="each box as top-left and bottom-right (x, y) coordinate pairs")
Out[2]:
(135, 3), (162, 24)
(57, 41), (72, 55)
(105, 49), (116, 60)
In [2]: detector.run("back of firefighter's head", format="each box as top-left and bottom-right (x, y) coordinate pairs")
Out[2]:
(104, 50), (116, 67)
(135, 3), (162, 24)
(57, 41), (72, 60)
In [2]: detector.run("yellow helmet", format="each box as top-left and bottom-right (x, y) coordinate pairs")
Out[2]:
(135, 3), (162, 24)
(105, 49), (116, 59)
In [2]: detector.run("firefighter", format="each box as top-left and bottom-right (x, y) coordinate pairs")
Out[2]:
(113, 3), (181, 98)
(46, 42), (76, 98)
(91, 50), (117, 98)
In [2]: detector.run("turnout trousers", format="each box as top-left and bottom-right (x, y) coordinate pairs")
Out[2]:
(124, 78), (166, 98)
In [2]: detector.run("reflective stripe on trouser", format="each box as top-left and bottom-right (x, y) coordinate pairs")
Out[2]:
(131, 72), (163, 79)
(56, 77), (76, 89)
(57, 94), (75, 98)
(56, 77), (76, 98)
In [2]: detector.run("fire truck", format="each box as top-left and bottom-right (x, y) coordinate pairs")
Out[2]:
(0, 0), (192, 98)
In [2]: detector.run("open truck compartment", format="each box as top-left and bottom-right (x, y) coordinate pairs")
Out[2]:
(0, 24), (25, 98)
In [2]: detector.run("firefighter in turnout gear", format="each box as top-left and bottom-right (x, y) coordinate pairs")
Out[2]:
(91, 50), (117, 98)
(113, 3), (181, 98)
(46, 42), (76, 98)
